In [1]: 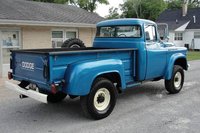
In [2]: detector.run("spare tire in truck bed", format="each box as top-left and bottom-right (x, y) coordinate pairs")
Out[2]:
(61, 38), (86, 48)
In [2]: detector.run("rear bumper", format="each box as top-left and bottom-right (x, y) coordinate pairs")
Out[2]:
(187, 63), (190, 70)
(5, 81), (48, 103)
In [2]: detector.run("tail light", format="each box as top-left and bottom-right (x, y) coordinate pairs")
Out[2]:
(51, 84), (57, 94)
(8, 72), (13, 80)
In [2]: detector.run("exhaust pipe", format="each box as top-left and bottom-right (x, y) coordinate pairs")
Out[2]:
(19, 94), (28, 99)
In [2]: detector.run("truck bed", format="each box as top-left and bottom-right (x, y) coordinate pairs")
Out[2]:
(11, 47), (136, 55)
(11, 47), (137, 92)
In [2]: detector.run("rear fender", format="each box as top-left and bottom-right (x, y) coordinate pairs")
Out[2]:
(165, 53), (187, 80)
(64, 59), (125, 96)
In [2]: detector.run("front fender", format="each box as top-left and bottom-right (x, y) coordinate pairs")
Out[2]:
(165, 53), (187, 80)
(64, 59), (125, 96)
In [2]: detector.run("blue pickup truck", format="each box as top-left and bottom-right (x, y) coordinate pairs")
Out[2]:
(6, 19), (188, 120)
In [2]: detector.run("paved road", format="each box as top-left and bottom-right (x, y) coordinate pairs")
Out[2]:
(0, 60), (200, 133)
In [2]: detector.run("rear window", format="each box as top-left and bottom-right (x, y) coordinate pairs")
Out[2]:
(96, 25), (141, 38)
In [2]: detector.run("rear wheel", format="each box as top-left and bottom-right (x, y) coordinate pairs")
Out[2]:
(47, 92), (67, 103)
(80, 77), (117, 120)
(165, 65), (184, 94)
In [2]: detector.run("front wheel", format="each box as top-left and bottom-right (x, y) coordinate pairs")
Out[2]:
(165, 65), (184, 94)
(80, 78), (117, 120)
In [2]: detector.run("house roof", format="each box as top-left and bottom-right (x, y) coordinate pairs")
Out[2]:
(156, 8), (200, 30)
(0, 0), (104, 27)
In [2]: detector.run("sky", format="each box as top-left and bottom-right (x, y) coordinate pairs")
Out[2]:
(96, 0), (124, 17)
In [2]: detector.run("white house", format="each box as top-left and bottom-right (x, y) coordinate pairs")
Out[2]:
(156, 5), (200, 49)
(0, 0), (104, 77)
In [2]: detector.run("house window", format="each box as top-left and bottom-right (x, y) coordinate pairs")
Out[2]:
(52, 31), (63, 38)
(52, 31), (64, 48)
(51, 30), (78, 48)
(174, 33), (183, 41)
(66, 31), (76, 39)
(0, 30), (21, 64)
(194, 32), (200, 38)
(1, 30), (20, 47)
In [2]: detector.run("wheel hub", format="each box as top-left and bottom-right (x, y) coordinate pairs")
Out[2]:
(174, 72), (182, 89)
(97, 94), (105, 103)
(93, 88), (111, 111)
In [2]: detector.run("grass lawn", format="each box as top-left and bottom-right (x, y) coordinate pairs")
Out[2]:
(187, 51), (200, 61)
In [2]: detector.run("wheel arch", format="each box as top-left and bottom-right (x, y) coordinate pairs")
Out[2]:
(174, 58), (188, 70)
(94, 72), (122, 93)
(165, 53), (187, 80)
(64, 59), (126, 96)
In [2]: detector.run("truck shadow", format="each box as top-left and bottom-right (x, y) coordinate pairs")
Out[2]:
(118, 81), (168, 100)
(11, 81), (177, 123)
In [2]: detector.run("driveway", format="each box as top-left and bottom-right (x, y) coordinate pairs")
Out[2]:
(0, 60), (200, 133)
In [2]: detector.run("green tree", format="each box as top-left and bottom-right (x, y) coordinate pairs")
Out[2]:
(167, 0), (182, 9)
(192, 0), (200, 7)
(106, 7), (120, 19)
(31, 0), (109, 12)
(70, 0), (109, 12)
(167, 0), (200, 9)
(120, 0), (167, 21)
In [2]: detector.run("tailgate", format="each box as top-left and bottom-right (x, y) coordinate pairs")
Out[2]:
(12, 52), (48, 84)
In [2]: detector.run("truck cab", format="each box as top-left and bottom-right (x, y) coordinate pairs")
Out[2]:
(94, 19), (187, 81)
(6, 19), (188, 120)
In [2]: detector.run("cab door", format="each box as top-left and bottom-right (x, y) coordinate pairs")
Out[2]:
(145, 24), (167, 80)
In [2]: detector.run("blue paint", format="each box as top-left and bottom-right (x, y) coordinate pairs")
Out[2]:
(11, 18), (188, 96)
(64, 59), (125, 95)
(165, 49), (187, 80)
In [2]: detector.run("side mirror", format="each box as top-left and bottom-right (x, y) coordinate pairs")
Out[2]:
(145, 32), (150, 40)
(166, 36), (170, 42)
